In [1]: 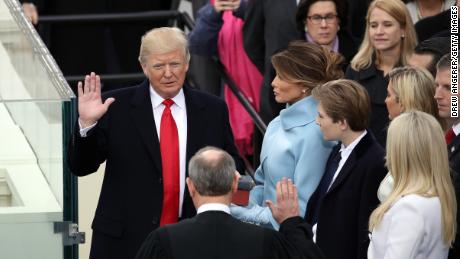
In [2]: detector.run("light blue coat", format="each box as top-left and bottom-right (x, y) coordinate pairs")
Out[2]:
(231, 96), (335, 229)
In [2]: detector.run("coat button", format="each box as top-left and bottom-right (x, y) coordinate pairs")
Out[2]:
(152, 217), (158, 225)
(158, 178), (162, 184)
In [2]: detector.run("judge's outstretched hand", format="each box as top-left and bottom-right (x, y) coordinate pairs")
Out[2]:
(266, 178), (300, 224)
(77, 72), (115, 128)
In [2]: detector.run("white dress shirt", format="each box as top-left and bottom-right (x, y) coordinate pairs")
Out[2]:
(197, 203), (231, 215)
(79, 86), (188, 217)
(312, 131), (367, 241)
(328, 130), (367, 191)
(150, 87), (187, 217)
(368, 194), (448, 259)
(452, 122), (460, 136)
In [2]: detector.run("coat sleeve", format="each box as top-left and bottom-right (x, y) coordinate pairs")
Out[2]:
(276, 216), (326, 259)
(135, 230), (167, 259)
(293, 128), (334, 221)
(67, 115), (108, 176)
(230, 160), (276, 229)
(188, 4), (223, 57)
(242, 0), (265, 73)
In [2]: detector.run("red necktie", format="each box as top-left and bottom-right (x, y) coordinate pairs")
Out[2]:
(445, 128), (456, 145)
(159, 99), (180, 226)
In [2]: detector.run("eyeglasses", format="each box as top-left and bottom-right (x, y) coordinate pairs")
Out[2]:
(307, 14), (338, 25)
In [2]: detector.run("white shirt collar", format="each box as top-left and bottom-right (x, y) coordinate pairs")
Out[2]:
(196, 203), (230, 214)
(149, 86), (186, 110)
(339, 130), (367, 159)
(452, 122), (460, 136)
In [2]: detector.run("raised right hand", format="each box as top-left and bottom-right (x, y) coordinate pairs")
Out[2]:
(266, 178), (300, 224)
(77, 72), (115, 128)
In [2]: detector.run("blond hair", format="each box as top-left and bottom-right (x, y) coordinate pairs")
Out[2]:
(138, 27), (190, 64)
(350, 0), (417, 70)
(388, 66), (446, 129)
(369, 111), (457, 245)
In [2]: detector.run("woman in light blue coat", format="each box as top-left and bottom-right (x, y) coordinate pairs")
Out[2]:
(231, 41), (344, 229)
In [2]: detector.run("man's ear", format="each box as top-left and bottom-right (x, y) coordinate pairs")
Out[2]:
(186, 177), (196, 197)
(232, 171), (240, 194)
(339, 118), (349, 131)
(140, 61), (148, 76)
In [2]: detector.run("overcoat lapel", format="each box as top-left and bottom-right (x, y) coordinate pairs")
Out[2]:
(129, 81), (162, 174)
(327, 133), (372, 193)
(184, 87), (207, 172)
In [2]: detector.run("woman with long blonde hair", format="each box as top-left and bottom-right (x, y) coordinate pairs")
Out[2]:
(378, 66), (446, 202)
(368, 111), (457, 258)
(385, 66), (445, 127)
(346, 0), (417, 146)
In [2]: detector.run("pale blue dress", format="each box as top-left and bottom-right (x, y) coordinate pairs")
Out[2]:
(230, 96), (335, 229)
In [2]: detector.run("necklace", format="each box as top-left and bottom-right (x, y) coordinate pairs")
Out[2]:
(416, 0), (445, 20)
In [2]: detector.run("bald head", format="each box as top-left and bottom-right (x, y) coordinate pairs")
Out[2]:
(188, 147), (236, 196)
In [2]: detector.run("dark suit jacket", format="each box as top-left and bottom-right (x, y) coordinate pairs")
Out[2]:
(300, 30), (358, 71)
(243, 0), (299, 123)
(415, 9), (451, 42)
(448, 134), (460, 259)
(67, 80), (244, 259)
(135, 210), (325, 259)
(305, 132), (387, 259)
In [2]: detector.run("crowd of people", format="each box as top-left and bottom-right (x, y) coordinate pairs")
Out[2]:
(31, 0), (456, 258)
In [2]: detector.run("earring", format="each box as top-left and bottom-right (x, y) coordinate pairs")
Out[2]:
(401, 34), (405, 38)
(302, 89), (307, 94)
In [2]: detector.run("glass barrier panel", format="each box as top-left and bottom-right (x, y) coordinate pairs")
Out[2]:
(0, 0), (75, 258)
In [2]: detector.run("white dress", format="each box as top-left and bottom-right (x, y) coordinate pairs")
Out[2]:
(368, 194), (449, 259)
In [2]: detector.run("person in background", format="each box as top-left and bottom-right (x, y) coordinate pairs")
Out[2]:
(230, 41), (341, 229)
(346, 0), (417, 146)
(305, 79), (387, 259)
(242, 0), (302, 168)
(377, 66), (445, 202)
(404, 0), (456, 23)
(368, 111), (457, 259)
(67, 27), (244, 259)
(21, 2), (38, 25)
(188, 0), (262, 159)
(295, 0), (357, 69)
(187, 0), (222, 97)
(347, 0), (373, 40)
(136, 147), (326, 259)
(408, 36), (450, 77)
(384, 66), (441, 123)
(433, 54), (460, 259)
(242, 0), (299, 125)
(415, 0), (458, 41)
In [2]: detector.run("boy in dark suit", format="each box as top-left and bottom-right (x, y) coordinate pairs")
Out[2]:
(305, 79), (387, 259)
(136, 146), (325, 259)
